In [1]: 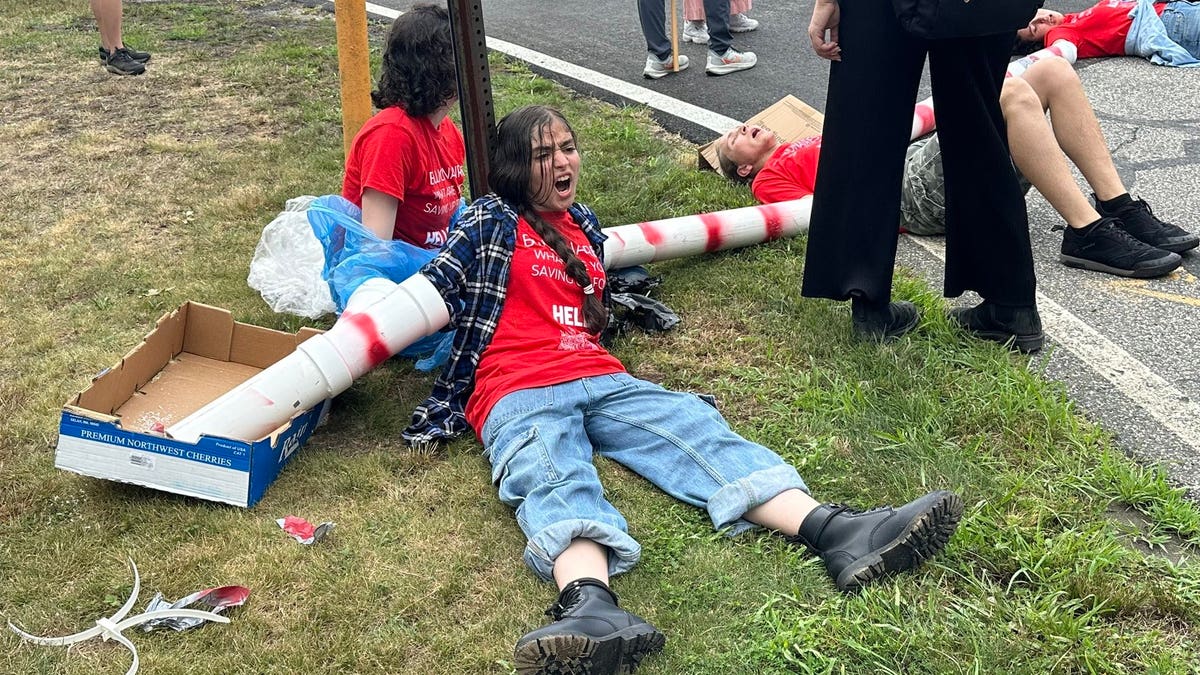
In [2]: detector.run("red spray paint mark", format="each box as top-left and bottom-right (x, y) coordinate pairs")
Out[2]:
(1047, 45), (1063, 57)
(759, 203), (786, 241)
(340, 312), (391, 368)
(638, 221), (664, 246)
(698, 213), (725, 252)
(914, 105), (935, 135)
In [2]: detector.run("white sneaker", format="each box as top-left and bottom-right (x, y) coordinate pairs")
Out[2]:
(643, 53), (690, 79)
(705, 48), (756, 75)
(682, 20), (709, 44)
(728, 13), (760, 32)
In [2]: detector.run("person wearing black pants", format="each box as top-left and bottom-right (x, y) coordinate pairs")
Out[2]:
(803, 0), (1044, 353)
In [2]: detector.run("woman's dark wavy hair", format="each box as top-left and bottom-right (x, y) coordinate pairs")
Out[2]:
(1011, 34), (1043, 57)
(371, 4), (457, 116)
(489, 105), (608, 334)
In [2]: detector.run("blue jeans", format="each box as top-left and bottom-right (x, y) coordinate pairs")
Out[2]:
(1162, 1), (1200, 58)
(479, 373), (808, 581)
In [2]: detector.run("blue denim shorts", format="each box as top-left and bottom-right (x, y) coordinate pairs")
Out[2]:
(479, 373), (808, 581)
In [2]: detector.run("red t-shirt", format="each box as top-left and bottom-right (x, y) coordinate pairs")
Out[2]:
(1045, 1), (1165, 59)
(466, 212), (625, 434)
(750, 136), (822, 204)
(342, 106), (466, 249)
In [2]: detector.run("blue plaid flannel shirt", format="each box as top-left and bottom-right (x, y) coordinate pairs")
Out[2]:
(402, 193), (606, 447)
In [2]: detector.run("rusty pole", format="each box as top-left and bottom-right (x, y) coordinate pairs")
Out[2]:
(334, 0), (373, 159)
(446, 0), (497, 200)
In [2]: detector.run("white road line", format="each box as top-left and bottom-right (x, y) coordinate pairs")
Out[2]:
(908, 236), (1200, 453)
(363, 2), (740, 134)
(367, 1), (1200, 456)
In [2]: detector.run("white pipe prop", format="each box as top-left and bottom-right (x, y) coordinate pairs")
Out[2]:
(167, 274), (449, 444)
(166, 199), (813, 443)
(909, 39), (1079, 140)
(602, 198), (811, 269)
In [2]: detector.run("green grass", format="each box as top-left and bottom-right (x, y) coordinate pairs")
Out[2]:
(0, 1), (1198, 673)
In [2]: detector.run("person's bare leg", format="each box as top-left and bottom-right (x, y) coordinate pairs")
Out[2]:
(1022, 57), (1126, 202)
(1002, 75), (1100, 229)
(90, 0), (124, 52)
(552, 538), (609, 589)
(742, 488), (820, 535)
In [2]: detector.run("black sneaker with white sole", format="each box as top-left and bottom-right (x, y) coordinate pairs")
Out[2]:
(1094, 194), (1199, 253)
(789, 490), (964, 593)
(1059, 218), (1181, 278)
(514, 578), (665, 675)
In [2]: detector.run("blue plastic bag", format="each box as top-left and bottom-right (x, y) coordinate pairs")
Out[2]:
(307, 195), (461, 371)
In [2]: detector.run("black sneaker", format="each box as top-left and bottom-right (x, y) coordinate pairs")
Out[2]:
(789, 490), (963, 592)
(850, 298), (920, 343)
(949, 300), (1044, 353)
(104, 48), (146, 76)
(1059, 218), (1181, 278)
(1094, 194), (1199, 253)
(99, 45), (151, 63)
(514, 578), (665, 675)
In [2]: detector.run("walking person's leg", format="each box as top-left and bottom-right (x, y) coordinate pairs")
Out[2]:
(703, 0), (757, 74)
(640, 0), (690, 78)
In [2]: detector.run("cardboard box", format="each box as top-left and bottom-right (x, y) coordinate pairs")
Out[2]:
(55, 302), (330, 507)
(697, 95), (825, 174)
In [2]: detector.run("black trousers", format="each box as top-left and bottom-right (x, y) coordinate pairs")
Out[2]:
(801, 0), (1036, 306)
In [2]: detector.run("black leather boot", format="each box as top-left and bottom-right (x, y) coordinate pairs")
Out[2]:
(949, 300), (1043, 353)
(513, 578), (665, 675)
(790, 490), (963, 592)
(850, 297), (920, 342)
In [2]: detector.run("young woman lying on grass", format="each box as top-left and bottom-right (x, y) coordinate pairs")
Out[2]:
(401, 104), (965, 675)
(1017, 0), (1200, 65)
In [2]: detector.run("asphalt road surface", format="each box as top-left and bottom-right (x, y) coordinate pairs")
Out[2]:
(366, 0), (1200, 499)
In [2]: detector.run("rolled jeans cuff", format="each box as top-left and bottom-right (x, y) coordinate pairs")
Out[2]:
(524, 518), (643, 582)
(706, 464), (808, 535)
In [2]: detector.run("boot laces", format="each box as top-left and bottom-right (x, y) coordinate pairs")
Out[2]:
(545, 586), (582, 621)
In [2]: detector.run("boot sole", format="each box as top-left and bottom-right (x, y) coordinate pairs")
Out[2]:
(514, 624), (666, 675)
(834, 491), (964, 592)
(681, 35), (709, 43)
(1060, 252), (1181, 278)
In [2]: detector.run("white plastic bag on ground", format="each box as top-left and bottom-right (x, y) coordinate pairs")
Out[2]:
(247, 196), (336, 319)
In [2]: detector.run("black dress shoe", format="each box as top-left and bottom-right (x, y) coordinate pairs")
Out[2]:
(949, 300), (1044, 353)
(850, 298), (920, 342)
(790, 490), (963, 592)
(514, 578), (665, 674)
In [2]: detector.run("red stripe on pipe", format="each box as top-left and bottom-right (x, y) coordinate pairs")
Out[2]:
(341, 312), (391, 368)
(698, 212), (725, 252)
(639, 222), (664, 246)
(759, 203), (786, 241)
(915, 105), (935, 135)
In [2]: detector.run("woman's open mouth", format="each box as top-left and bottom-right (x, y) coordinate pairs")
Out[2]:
(554, 175), (572, 194)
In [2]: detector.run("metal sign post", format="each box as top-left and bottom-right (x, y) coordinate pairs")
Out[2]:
(446, 0), (497, 200)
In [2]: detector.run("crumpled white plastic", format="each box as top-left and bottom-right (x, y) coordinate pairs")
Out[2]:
(247, 195), (336, 319)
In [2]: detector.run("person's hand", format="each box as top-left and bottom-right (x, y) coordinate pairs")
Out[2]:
(808, 0), (842, 61)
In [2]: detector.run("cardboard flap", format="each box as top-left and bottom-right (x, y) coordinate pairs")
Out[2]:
(698, 95), (825, 173)
(182, 302), (235, 361)
(231, 322), (301, 370)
